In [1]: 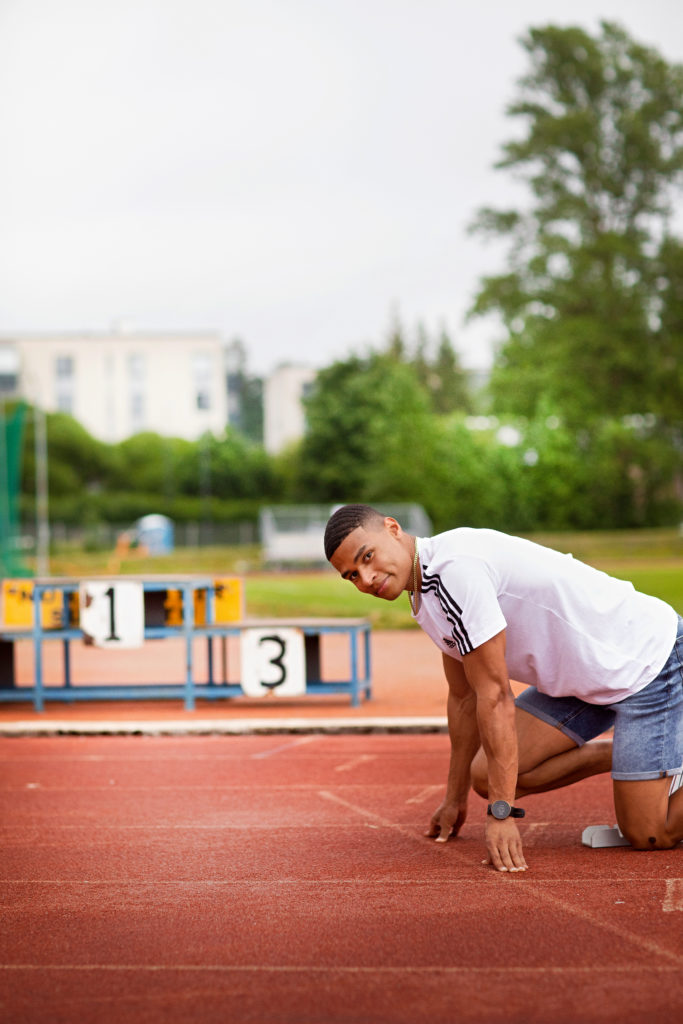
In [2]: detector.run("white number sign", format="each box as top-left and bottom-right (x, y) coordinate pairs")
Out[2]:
(240, 628), (306, 698)
(79, 581), (144, 649)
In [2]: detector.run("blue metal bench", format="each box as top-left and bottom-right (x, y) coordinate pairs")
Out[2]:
(0, 577), (372, 712)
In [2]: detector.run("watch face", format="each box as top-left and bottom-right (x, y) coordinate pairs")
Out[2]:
(490, 800), (512, 820)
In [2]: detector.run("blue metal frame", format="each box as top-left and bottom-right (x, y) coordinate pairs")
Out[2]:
(0, 578), (372, 711)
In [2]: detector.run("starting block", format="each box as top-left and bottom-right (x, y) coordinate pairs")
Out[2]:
(582, 825), (631, 848)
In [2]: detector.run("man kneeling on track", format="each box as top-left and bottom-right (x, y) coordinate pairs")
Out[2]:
(324, 504), (683, 873)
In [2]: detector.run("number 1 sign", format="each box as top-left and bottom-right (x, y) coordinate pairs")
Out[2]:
(240, 628), (306, 698)
(79, 581), (145, 649)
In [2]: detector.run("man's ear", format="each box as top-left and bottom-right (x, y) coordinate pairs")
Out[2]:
(384, 516), (401, 537)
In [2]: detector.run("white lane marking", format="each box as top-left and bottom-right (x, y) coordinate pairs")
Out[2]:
(250, 736), (318, 760)
(318, 790), (426, 843)
(0, 964), (679, 975)
(0, 877), (676, 887)
(405, 785), (442, 805)
(334, 755), (376, 773)
(521, 822), (552, 842)
(662, 878), (683, 912)
(529, 886), (681, 965)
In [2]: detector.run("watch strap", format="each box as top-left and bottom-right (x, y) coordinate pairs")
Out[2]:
(487, 803), (526, 819)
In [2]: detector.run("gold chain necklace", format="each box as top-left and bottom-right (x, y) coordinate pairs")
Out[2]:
(409, 539), (421, 615)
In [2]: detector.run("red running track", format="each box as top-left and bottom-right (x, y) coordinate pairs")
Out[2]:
(1, 734), (682, 1024)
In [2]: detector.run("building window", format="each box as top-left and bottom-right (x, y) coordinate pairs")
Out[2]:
(55, 354), (75, 414)
(128, 353), (146, 432)
(130, 391), (145, 433)
(57, 392), (73, 415)
(104, 354), (116, 442)
(0, 346), (19, 394)
(128, 353), (146, 382)
(192, 352), (212, 412)
(55, 355), (74, 379)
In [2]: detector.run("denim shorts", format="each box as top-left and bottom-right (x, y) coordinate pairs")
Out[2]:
(515, 615), (683, 781)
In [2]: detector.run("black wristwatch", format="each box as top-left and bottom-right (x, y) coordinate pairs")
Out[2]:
(487, 800), (525, 820)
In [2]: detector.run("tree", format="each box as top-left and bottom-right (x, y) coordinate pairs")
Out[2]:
(225, 338), (264, 444)
(653, 236), (683, 432)
(469, 22), (683, 428)
(381, 314), (473, 415)
(384, 306), (407, 362)
(297, 352), (439, 503)
(109, 432), (193, 497)
(174, 428), (278, 500)
(239, 376), (264, 444)
(430, 327), (473, 415)
(21, 410), (116, 498)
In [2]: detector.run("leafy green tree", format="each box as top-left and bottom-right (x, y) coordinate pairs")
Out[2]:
(652, 236), (683, 430)
(430, 328), (473, 415)
(21, 410), (116, 498)
(210, 429), (278, 499)
(384, 307), (407, 362)
(174, 429), (279, 501)
(108, 432), (193, 497)
(297, 352), (439, 503)
(225, 337), (264, 443)
(412, 322), (432, 394)
(424, 419), (511, 532)
(239, 376), (264, 444)
(469, 21), (683, 427)
(380, 314), (473, 415)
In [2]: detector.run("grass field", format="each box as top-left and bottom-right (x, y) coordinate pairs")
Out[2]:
(34, 527), (683, 629)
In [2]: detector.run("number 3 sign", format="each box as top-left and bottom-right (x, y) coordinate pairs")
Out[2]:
(79, 581), (145, 649)
(240, 628), (306, 698)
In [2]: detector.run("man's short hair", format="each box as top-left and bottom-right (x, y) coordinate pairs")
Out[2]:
(324, 504), (385, 561)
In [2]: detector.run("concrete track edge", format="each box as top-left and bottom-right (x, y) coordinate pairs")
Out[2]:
(0, 716), (448, 737)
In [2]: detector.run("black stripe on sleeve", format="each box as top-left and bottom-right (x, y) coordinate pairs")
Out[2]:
(421, 568), (474, 655)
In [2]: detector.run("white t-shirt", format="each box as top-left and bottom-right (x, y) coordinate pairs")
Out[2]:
(414, 529), (677, 704)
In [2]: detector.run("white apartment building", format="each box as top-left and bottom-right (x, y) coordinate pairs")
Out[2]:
(0, 332), (228, 442)
(263, 363), (316, 454)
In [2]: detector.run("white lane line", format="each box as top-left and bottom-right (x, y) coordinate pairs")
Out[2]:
(0, 964), (679, 974)
(334, 755), (376, 773)
(521, 822), (552, 843)
(0, 877), (677, 887)
(318, 790), (427, 843)
(405, 784), (442, 805)
(529, 886), (682, 965)
(249, 736), (318, 760)
(0, 783), (432, 794)
(662, 878), (683, 912)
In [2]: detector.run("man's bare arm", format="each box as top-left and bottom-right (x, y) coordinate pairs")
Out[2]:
(462, 630), (527, 872)
(425, 654), (480, 842)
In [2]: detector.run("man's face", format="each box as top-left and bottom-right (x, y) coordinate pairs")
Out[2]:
(329, 518), (412, 600)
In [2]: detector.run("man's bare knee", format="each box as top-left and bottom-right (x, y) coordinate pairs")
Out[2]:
(619, 824), (677, 850)
(613, 777), (677, 851)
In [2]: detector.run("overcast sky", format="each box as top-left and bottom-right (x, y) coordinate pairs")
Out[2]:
(1, 0), (682, 375)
